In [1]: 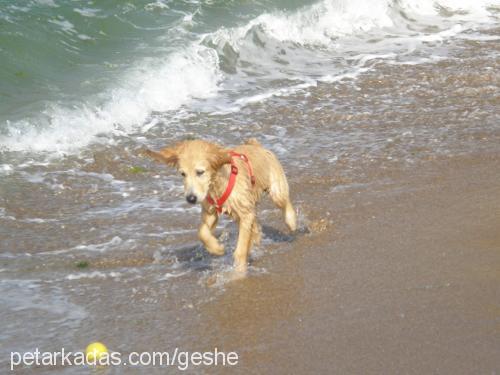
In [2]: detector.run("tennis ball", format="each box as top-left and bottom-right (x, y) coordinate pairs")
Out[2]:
(85, 342), (108, 362)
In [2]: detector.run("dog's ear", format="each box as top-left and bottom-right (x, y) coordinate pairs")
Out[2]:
(210, 148), (232, 171)
(144, 147), (178, 168)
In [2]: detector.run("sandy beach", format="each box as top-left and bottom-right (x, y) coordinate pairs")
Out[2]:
(1, 1), (499, 373)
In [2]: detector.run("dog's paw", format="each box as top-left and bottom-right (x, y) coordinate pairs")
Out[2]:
(233, 255), (248, 271)
(206, 243), (225, 256)
(230, 264), (248, 280)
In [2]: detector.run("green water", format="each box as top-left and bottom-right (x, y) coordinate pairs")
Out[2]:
(0, 0), (312, 123)
(0, 0), (498, 151)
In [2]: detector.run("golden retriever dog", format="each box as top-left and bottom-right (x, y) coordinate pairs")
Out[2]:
(145, 138), (296, 274)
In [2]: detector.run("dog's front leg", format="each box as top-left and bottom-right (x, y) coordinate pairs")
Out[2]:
(198, 209), (224, 256)
(233, 213), (255, 274)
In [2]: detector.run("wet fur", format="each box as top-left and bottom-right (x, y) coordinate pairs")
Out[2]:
(146, 139), (297, 274)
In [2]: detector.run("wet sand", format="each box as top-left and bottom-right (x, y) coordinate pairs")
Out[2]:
(1, 26), (499, 374)
(196, 153), (500, 374)
(2, 152), (498, 374)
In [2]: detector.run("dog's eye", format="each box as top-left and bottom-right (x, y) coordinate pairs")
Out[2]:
(180, 171), (186, 177)
(196, 170), (205, 176)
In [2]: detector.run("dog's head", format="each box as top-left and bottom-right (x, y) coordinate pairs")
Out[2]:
(145, 140), (231, 204)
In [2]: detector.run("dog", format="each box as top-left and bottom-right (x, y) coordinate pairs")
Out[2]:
(145, 138), (297, 274)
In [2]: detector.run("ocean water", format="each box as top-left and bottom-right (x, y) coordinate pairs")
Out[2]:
(0, 1), (499, 372)
(0, 0), (498, 152)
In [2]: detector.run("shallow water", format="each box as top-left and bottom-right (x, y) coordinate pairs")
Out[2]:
(1, 0), (500, 372)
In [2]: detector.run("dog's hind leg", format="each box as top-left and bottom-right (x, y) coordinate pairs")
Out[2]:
(198, 209), (224, 256)
(269, 172), (297, 232)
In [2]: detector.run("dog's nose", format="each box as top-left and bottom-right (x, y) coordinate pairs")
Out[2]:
(186, 194), (197, 204)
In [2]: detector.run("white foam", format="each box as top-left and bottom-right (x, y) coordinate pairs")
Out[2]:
(145, 1), (170, 11)
(402, 0), (499, 19)
(207, 0), (497, 113)
(66, 271), (121, 280)
(20, 217), (57, 223)
(215, 80), (317, 113)
(0, 164), (13, 175)
(251, 0), (395, 45)
(158, 270), (190, 281)
(0, 207), (16, 221)
(1, 44), (222, 152)
(73, 7), (100, 18)
(35, 0), (58, 7)
(74, 236), (123, 252)
(48, 18), (76, 34)
(209, 0), (497, 52)
(2, 0), (497, 153)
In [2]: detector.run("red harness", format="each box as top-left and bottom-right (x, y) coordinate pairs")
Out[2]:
(206, 151), (255, 214)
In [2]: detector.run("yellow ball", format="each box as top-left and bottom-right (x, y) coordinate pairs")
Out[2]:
(85, 342), (108, 362)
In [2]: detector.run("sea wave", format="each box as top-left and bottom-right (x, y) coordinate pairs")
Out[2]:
(1, 44), (221, 152)
(0, 0), (497, 153)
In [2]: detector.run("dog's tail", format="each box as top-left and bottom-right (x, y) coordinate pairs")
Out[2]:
(245, 138), (261, 147)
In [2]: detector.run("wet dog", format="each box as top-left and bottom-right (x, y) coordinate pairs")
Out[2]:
(145, 138), (296, 274)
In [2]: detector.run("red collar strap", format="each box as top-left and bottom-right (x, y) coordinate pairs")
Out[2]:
(206, 151), (255, 213)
